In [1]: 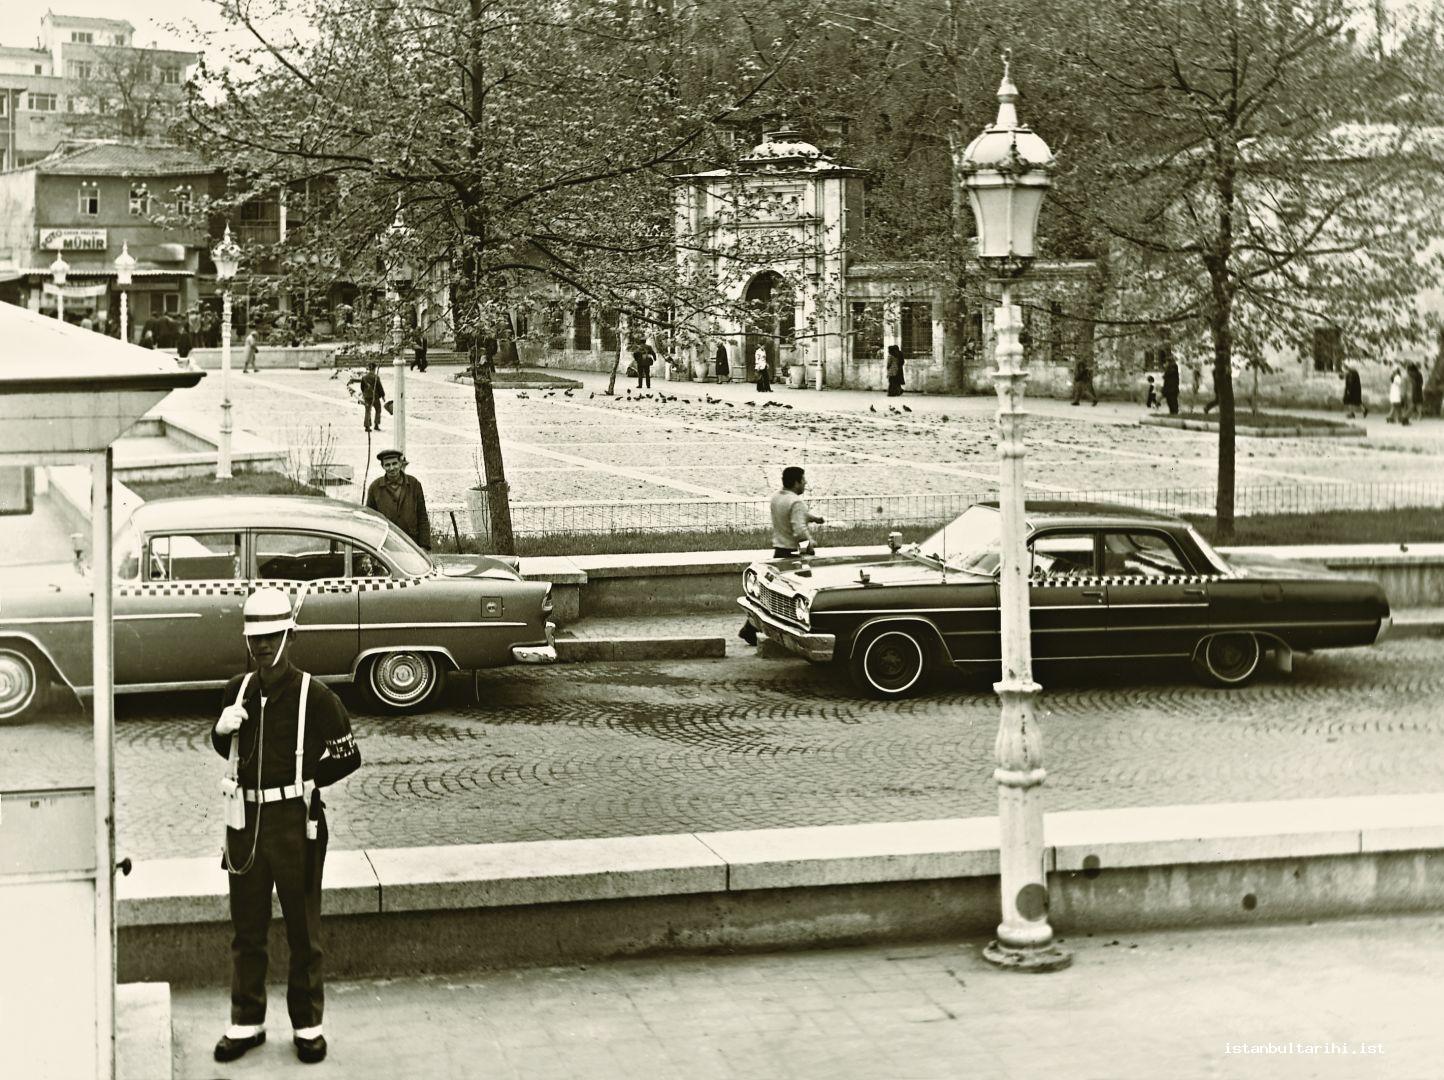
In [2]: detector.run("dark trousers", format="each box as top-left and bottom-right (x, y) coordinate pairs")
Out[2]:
(756, 369), (771, 392)
(226, 801), (328, 1029)
(1070, 378), (1097, 404)
(637, 371), (651, 388)
(1164, 391), (1179, 414)
(363, 397), (382, 430)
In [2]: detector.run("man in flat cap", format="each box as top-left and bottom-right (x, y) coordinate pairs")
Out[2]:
(364, 449), (430, 550)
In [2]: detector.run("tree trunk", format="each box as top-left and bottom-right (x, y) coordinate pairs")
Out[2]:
(469, 339), (515, 554)
(604, 343), (624, 396)
(1209, 277), (1236, 541)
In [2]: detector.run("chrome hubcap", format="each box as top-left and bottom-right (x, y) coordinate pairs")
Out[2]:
(372, 652), (435, 705)
(866, 633), (923, 693)
(0, 651), (36, 719)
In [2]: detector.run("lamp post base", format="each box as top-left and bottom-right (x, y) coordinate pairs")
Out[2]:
(982, 939), (1073, 973)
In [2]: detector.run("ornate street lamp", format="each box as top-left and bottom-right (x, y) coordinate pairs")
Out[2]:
(50, 250), (71, 323)
(961, 52), (1071, 973)
(212, 224), (242, 480)
(114, 242), (136, 344)
(384, 205), (414, 454)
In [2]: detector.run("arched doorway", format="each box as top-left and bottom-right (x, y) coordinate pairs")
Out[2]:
(743, 271), (796, 379)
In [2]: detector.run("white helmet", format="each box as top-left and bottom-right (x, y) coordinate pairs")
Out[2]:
(243, 587), (295, 636)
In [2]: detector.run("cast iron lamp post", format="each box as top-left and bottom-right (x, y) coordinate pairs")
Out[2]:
(961, 53), (1071, 973)
(212, 225), (242, 480)
(114, 242), (135, 344)
(385, 206), (413, 454)
(50, 251), (70, 323)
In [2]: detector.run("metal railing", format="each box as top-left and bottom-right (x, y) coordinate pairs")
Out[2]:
(431, 480), (1444, 540)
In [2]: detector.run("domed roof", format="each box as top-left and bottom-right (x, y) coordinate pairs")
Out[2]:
(740, 128), (828, 166)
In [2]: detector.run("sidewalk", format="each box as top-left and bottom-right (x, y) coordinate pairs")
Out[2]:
(166, 914), (1441, 1079)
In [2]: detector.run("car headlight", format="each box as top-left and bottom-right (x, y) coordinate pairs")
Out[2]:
(794, 594), (810, 623)
(744, 569), (762, 599)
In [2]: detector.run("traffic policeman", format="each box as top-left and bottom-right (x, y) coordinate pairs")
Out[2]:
(212, 587), (361, 1065)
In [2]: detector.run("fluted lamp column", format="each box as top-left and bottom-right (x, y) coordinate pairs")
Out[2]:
(961, 52), (1071, 973)
(212, 225), (242, 480)
(114, 242), (135, 344)
(385, 205), (413, 455)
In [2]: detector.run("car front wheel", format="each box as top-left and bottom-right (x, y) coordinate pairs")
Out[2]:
(850, 627), (931, 699)
(364, 650), (443, 713)
(1193, 632), (1262, 687)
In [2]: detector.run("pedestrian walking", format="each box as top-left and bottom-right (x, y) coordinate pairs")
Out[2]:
(365, 449), (431, 550)
(351, 361), (386, 432)
(1070, 354), (1098, 405)
(643, 340), (659, 382)
(754, 344), (771, 392)
(1342, 362), (1367, 419)
(1144, 375), (1159, 409)
(1408, 361), (1424, 420)
(1162, 355), (1180, 414)
(242, 330), (259, 373)
(1388, 365), (1410, 425)
(176, 322), (193, 361)
(633, 343), (652, 389)
(885, 344), (906, 397)
(411, 330), (428, 373)
(211, 587), (361, 1065)
(739, 466), (825, 645)
(714, 341), (730, 384)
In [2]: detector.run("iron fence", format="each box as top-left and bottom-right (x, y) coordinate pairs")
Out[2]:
(431, 480), (1444, 540)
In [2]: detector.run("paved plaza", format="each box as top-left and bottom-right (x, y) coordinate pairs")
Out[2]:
(157, 366), (1444, 533)
(167, 914), (1443, 1079)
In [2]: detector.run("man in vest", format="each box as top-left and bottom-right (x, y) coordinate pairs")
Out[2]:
(212, 587), (361, 1064)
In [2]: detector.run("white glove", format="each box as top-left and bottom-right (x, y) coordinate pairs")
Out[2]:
(216, 703), (247, 736)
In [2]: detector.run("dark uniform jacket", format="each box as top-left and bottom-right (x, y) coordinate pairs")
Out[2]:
(358, 371), (386, 403)
(366, 473), (431, 549)
(211, 667), (361, 792)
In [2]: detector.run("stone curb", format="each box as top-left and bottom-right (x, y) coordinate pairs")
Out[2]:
(117, 792), (1444, 929)
(555, 635), (726, 662)
(1141, 416), (1367, 437)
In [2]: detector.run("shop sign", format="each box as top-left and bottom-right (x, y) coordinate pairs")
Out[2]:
(38, 228), (108, 251)
(42, 282), (109, 299)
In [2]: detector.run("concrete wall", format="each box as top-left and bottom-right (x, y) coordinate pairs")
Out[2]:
(187, 344), (338, 371)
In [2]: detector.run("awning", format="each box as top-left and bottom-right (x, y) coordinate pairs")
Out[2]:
(11, 267), (195, 280)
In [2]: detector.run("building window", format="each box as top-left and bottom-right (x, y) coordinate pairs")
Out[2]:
(114, 34), (127, 46)
(78, 182), (99, 216)
(67, 61), (93, 80)
(850, 302), (884, 360)
(0, 96), (7, 117)
(600, 307), (618, 352)
(71, 31), (94, 44)
(129, 184), (151, 216)
(161, 293), (181, 315)
(27, 92), (57, 112)
(158, 68), (181, 85)
(1312, 327), (1343, 373)
(34, 64), (43, 75)
(573, 301), (591, 350)
(900, 302), (933, 359)
(173, 185), (192, 215)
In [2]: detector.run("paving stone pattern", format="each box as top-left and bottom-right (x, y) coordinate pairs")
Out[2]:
(160, 369), (1444, 527)
(168, 915), (1442, 1079)
(114, 638), (1444, 861)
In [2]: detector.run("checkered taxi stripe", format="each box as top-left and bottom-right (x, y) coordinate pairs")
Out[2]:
(1033, 574), (1221, 588)
(116, 576), (431, 598)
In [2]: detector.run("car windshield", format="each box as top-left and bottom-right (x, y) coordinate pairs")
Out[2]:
(917, 505), (1002, 575)
(379, 525), (434, 577)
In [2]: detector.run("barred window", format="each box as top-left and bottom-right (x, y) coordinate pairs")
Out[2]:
(900, 302), (932, 359)
(850, 302), (883, 360)
(129, 184), (151, 216)
(600, 307), (619, 352)
(573, 300), (591, 350)
(78, 181), (99, 216)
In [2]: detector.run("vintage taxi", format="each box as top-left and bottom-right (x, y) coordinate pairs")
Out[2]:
(0, 495), (556, 720)
(738, 501), (1392, 698)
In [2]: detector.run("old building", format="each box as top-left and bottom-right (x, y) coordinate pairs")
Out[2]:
(0, 12), (196, 171)
(0, 140), (221, 340)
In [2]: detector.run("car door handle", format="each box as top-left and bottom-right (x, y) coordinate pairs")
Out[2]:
(1081, 589), (1105, 600)
(1183, 587), (1206, 597)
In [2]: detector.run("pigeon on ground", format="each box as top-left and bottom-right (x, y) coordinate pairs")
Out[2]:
(516, 391), (530, 399)
(589, 392), (595, 399)
(889, 406), (900, 415)
(782, 403), (793, 409)
(744, 401), (757, 407)
(902, 404), (912, 412)
(869, 404), (877, 413)
(564, 389), (575, 397)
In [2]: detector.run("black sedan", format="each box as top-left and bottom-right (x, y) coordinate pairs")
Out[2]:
(737, 502), (1392, 698)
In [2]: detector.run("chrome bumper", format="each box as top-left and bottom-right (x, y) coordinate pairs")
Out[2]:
(512, 622), (558, 664)
(738, 598), (836, 662)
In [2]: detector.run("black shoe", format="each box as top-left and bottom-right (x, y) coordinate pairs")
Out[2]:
(214, 1031), (266, 1062)
(294, 1034), (327, 1064)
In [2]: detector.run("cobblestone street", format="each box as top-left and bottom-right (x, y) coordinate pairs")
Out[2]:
(110, 638), (1444, 861)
